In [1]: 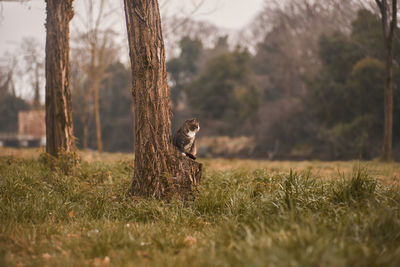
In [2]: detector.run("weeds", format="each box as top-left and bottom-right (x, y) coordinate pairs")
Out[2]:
(39, 149), (81, 175)
(332, 167), (378, 205)
(0, 155), (400, 266)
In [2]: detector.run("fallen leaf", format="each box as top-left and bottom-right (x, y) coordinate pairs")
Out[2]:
(103, 256), (110, 265)
(68, 210), (75, 218)
(183, 236), (196, 247)
(42, 253), (51, 260)
(88, 229), (99, 237)
(93, 257), (102, 266)
(93, 256), (110, 266)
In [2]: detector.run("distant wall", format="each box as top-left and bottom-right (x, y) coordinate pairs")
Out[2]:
(18, 110), (45, 138)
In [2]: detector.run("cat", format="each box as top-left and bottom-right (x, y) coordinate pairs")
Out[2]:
(173, 118), (200, 160)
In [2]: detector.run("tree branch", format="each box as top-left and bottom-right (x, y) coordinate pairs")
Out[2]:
(390, 0), (397, 33)
(375, 0), (384, 11)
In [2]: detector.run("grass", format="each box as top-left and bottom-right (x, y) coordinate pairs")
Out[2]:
(0, 149), (400, 266)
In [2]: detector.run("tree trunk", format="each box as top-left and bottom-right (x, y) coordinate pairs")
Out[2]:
(82, 117), (88, 150)
(45, 0), (75, 157)
(123, 0), (202, 200)
(89, 44), (103, 154)
(382, 36), (394, 161)
(376, 0), (397, 161)
(92, 78), (103, 153)
(33, 79), (40, 109)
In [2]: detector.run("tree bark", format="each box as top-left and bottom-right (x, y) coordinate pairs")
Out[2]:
(89, 44), (103, 154)
(93, 78), (103, 153)
(45, 0), (75, 157)
(33, 79), (40, 109)
(123, 0), (202, 200)
(382, 33), (394, 161)
(376, 0), (397, 161)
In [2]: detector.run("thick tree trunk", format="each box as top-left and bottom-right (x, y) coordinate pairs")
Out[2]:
(45, 0), (75, 157)
(123, 0), (202, 200)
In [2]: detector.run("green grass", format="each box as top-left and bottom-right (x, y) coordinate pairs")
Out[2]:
(1, 153), (400, 266)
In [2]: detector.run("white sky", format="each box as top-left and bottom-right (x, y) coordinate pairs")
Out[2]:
(0, 0), (264, 56)
(0, 0), (264, 100)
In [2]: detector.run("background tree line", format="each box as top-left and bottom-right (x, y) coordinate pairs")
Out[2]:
(0, 0), (398, 160)
(168, 4), (400, 160)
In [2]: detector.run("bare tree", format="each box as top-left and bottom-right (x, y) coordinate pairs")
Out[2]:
(45, 0), (75, 156)
(20, 37), (44, 109)
(0, 53), (17, 99)
(0, 67), (12, 100)
(123, 0), (202, 200)
(70, 56), (91, 150)
(72, 0), (119, 153)
(252, 0), (360, 70)
(374, 0), (397, 161)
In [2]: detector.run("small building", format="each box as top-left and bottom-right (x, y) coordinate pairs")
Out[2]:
(0, 110), (46, 147)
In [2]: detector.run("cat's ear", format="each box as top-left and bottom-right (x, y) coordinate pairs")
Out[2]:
(192, 114), (201, 122)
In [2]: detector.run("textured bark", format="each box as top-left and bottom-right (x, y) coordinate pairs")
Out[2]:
(123, 0), (202, 200)
(45, 0), (75, 156)
(376, 0), (397, 161)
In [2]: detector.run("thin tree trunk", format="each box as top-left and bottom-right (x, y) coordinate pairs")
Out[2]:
(33, 66), (41, 108)
(376, 0), (397, 161)
(45, 0), (75, 157)
(123, 0), (202, 200)
(33, 80), (40, 109)
(382, 37), (394, 161)
(93, 79), (103, 153)
(81, 116), (88, 150)
(89, 44), (103, 153)
(78, 81), (91, 151)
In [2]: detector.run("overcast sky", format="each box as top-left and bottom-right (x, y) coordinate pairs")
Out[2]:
(0, 0), (264, 57)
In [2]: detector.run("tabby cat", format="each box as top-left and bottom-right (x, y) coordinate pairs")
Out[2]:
(173, 118), (200, 160)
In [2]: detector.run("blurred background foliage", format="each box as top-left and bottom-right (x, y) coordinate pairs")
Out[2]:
(167, 7), (400, 160)
(1, 1), (399, 160)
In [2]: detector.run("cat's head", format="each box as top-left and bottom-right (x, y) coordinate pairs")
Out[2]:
(184, 118), (200, 133)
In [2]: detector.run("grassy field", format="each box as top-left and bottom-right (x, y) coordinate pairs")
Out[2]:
(1, 148), (400, 266)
